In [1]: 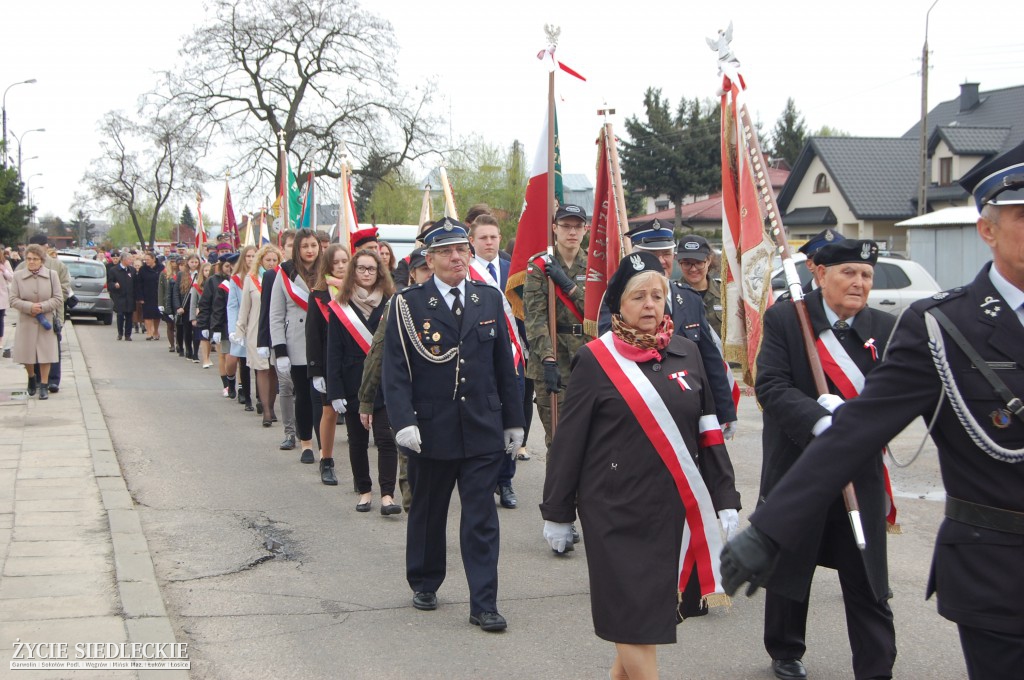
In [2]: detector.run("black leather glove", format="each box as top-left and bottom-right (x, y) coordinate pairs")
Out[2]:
(720, 524), (780, 597)
(543, 255), (576, 295)
(542, 359), (563, 395)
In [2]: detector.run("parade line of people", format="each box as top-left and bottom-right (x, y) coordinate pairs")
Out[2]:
(81, 139), (1024, 680)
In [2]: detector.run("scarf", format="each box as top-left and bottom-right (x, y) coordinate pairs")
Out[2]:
(350, 285), (383, 317)
(610, 313), (674, 360)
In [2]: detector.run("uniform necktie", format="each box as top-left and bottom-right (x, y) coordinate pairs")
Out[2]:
(833, 319), (849, 340)
(451, 288), (463, 329)
(487, 262), (497, 285)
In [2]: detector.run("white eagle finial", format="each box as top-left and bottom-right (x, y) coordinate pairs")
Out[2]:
(706, 21), (740, 74)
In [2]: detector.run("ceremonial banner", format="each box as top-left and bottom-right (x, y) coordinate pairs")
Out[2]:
(505, 107), (562, 319)
(334, 165), (359, 240)
(418, 186), (432, 227)
(583, 127), (622, 336)
(272, 160), (302, 229)
(194, 194), (207, 251)
(222, 179), (239, 249)
(719, 71), (775, 385)
(299, 172), (317, 230)
(258, 208), (270, 245)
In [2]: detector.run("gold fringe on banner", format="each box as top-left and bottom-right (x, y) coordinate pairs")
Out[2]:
(887, 523), (902, 535)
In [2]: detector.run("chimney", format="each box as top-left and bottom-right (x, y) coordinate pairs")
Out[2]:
(959, 83), (980, 113)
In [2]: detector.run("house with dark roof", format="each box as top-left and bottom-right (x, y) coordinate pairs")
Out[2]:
(778, 82), (1024, 254)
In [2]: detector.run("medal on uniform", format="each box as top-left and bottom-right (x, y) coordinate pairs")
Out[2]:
(423, 321), (431, 330)
(432, 332), (440, 341)
(990, 409), (1012, 429)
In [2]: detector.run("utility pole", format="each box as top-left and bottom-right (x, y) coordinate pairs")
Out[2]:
(918, 0), (939, 216)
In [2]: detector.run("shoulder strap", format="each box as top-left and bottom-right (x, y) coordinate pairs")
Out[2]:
(930, 307), (1024, 423)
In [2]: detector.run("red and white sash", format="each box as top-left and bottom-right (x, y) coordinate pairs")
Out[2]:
(249, 273), (262, 294)
(815, 329), (899, 530)
(231, 274), (243, 289)
(589, 333), (728, 603)
(709, 326), (741, 410)
(280, 272), (309, 312)
(468, 260), (524, 369)
(328, 300), (373, 354)
(218, 279), (230, 293)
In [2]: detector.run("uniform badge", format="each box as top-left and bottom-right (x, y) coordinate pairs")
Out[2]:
(489, 327), (496, 337)
(990, 409), (1012, 429)
(981, 296), (1002, 317)
(668, 370), (690, 390)
(431, 346), (440, 355)
(432, 332), (440, 341)
(860, 242), (872, 259)
(423, 321), (431, 330)
(470, 293), (480, 304)
(675, 294), (684, 305)
(932, 292), (949, 300)
(428, 297), (439, 308)
(629, 254), (644, 271)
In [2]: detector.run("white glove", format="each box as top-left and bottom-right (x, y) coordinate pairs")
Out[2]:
(543, 521), (575, 554)
(811, 415), (833, 437)
(722, 421), (738, 440)
(817, 393), (845, 413)
(504, 427), (525, 455)
(718, 508), (740, 541)
(332, 398), (347, 414)
(212, 332), (221, 345)
(395, 425), (422, 453)
(229, 332), (241, 345)
(257, 347), (271, 359)
(312, 377), (326, 394)
(158, 306), (165, 313)
(275, 356), (291, 372)
(201, 329), (210, 339)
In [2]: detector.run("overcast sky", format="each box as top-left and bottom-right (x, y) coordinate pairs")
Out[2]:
(2, 0), (1020, 225)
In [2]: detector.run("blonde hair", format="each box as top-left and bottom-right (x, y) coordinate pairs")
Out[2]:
(253, 244), (283, 273)
(622, 270), (668, 299)
(234, 245), (258, 279)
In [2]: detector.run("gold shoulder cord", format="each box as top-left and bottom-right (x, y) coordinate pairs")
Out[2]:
(395, 293), (461, 399)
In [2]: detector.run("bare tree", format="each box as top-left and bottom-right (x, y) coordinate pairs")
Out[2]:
(161, 0), (441, 201)
(82, 106), (207, 249)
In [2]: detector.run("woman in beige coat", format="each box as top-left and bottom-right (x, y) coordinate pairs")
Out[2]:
(236, 243), (281, 426)
(9, 244), (63, 400)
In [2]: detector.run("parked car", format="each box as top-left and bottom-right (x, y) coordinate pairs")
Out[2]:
(771, 252), (940, 316)
(57, 254), (114, 325)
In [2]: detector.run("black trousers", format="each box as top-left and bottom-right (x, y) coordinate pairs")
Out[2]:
(406, 451), (503, 615)
(343, 405), (397, 496)
(291, 364), (321, 445)
(176, 317), (186, 352)
(117, 311), (133, 338)
(764, 526), (896, 680)
(958, 624), (1024, 680)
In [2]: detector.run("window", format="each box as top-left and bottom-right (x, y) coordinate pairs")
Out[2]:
(66, 262), (106, 279)
(813, 173), (830, 193)
(876, 262), (911, 290)
(939, 157), (953, 186)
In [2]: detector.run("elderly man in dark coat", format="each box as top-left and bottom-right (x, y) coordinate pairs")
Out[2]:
(754, 239), (897, 680)
(109, 251), (138, 340)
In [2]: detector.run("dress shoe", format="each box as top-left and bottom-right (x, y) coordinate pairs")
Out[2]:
(244, 402), (254, 412)
(38, 385), (49, 400)
(356, 500), (372, 512)
(279, 435), (296, 450)
(320, 458), (338, 485)
(27, 377), (37, 396)
(412, 592), (437, 611)
(469, 612), (507, 632)
(116, 335), (123, 341)
(380, 503), (402, 516)
(256, 401), (263, 415)
(124, 337), (132, 341)
(300, 448), (315, 464)
(496, 484), (517, 509)
(571, 524), (581, 544)
(47, 384), (59, 394)
(772, 659), (807, 680)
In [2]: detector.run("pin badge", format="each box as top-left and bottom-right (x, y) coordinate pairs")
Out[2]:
(981, 296), (1000, 307)
(432, 332), (440, 341)
(489, 327), (495, 337)
(470, 293), (480, 304)
(984, 306), (1002, 318)
(428, 297), (439, 308)
(423, 321), (431, 330)
(990, 409), (1012, 429)
(675, 294), (683, 305)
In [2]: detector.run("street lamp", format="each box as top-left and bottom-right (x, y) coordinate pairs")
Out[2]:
(26, 172), (42, 215)
(9, 127), (45, 178)
(2, 78), (37, 169)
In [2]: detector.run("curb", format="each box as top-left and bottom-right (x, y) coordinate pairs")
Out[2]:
(66, 322), (190, 679)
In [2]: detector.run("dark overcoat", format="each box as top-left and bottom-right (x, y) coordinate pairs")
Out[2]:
(753, 264), (1024, 634)
(108, 264), (136, 314)
(324, 294), (387, 406)
(137, 263), (163, 319)
(541, 334), (740, 645)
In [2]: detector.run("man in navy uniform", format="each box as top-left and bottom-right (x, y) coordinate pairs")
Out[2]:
(383, 217), (525, 632)
(598, 220), (738, 436)
(721, 141), (1024, 680)
(796, 228), (846, 293)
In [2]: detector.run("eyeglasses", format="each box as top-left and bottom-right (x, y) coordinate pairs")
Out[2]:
(555, 222), (587, 232)
(431, 245), (470, 258)
(679, 260), (707, 269)
(356, 265), (378, 274)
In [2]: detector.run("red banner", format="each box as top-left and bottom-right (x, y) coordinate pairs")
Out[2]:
(583, 129), (621, 336)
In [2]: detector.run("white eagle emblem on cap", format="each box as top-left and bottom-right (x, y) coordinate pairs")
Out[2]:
(443, 219), (453, 231)
(565, 205), (581, 213)
(629, 254), (645, 271)
(860, 242), (872, 259)
(825, 230), (835, 242)
(652, 219), (661, 229)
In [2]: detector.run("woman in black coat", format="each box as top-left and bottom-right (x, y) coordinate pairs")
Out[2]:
(325, 249), (399, 514)
(137, 252), (164, 340)
(540, 253), (740, 680)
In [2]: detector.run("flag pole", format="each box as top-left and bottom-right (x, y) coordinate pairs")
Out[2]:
(544, 25), (560, 431)
(598, 107), (632, 260)
(714, 29), (866, 550)
(337, 143), (348, 242)
(439, 167), (459, 219)
(277, 129), (289, 233)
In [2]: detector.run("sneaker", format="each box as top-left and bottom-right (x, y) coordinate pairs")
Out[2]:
(222, 387), (230, 397)
(279, 435), (296, 451)
(202, 362), (213, 369)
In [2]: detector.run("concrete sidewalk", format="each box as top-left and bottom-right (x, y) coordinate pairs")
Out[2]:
(0, 318), (188, 678)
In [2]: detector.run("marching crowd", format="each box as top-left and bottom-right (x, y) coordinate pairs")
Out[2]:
(5, 141), (1022, 680)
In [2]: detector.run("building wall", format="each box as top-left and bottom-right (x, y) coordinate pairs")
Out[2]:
(908, 225), (991, 288)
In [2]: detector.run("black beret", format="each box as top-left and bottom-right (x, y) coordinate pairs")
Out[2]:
(813, 239), (878, 267)
(605, 251), (664, 314)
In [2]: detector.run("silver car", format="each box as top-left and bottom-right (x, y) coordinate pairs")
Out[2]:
(59, 255), (114, 325)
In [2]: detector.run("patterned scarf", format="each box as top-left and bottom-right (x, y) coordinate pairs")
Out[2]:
(611, 313), (674, 351)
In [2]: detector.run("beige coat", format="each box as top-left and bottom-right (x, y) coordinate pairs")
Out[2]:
(235, 273), (268, 370)
(9, 266), (62, 364)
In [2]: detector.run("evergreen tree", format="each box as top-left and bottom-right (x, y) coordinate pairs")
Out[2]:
(771, 98), (808, 167)
(0, 167), (32, 244)
(180, 205), (197, 230)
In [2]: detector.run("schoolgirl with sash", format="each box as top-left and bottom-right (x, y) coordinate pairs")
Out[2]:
(540, 252), (740, 680)
(178, 254), (203, 362)
(226, 245), (257, 410)
(238, 244), (282, 426)
(325, 248), (400, 515)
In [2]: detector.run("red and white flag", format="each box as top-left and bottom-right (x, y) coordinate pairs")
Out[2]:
(584, 127), (624, 336)
(222, 178), (239, 249)
(719, 72), (776, 385)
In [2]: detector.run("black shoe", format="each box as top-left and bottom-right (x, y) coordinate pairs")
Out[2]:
(412, 592), (437, 611)
(27, 377), (37, 396)
(381, 502), (402, 516)
(356, 500), (372, 512)
(320, 458), (338, 485)
(2, 348), (10, 358)
(772, 659), (807, 680)
(117, 335), (123, 341)
(256, 401), (263, 415)
(300, 448), (315, 464)
(244, 403), (254, 412)
(177, 349), (185, 357)
(38, 385), (49, 400)
(47, 384), (58, 394)
(496, 484), (517, 509)
(124, 337), (132, 341)
(571, 524), (581, 544)
(237, 390), (245, 404)
(262, 419), (273, 428)
(469, 612), (507, 632)
(227, 388), (237, 400)
(279, 435), (296, 451)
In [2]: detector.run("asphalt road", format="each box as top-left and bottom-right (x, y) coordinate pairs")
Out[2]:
(74, 319), (968, 680)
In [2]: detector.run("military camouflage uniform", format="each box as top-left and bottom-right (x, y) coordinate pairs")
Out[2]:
(523, 249), (593, 454)
(699, 276), (724, 338)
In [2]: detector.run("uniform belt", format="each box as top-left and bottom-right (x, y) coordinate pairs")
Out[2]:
(556, 323), (585, 335)
(945, 496), (1024, 535)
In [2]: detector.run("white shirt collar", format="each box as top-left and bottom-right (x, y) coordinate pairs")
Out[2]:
(988, 264), (1024, 325)
(433, 275), (466, 310)
(822, 299), (857, 329)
